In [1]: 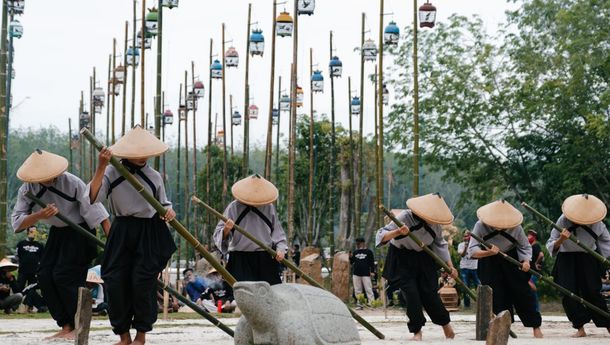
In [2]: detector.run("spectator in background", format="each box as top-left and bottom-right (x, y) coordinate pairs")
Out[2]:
(457, 231), (479, 308)
(528, 229), (544, 312)
(15, 226), (44, 292)
(182, 268), (207, 302)
(199, 268), (236, 313)
(350, 237), (376, 308)
(86, 265), (107, 316)
(0, 258), (22, 314)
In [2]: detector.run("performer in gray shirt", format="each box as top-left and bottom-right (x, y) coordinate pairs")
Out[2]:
(468, 200), (543, 338)
(11, 149), (109, 340)
(546, 194), (610, 337)
(376, 193), (457, 341)
(214, 175), (287, 285)
(89, 126), (176, 345)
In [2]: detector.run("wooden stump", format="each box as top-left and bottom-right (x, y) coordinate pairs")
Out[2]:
(299, 253), (323, 286)
(331, 251), (350, 302)
(476, 285), (493, 341)
(74, 287), (92, 345)
(438, 287), (460, 312)
(486, 310), (511, 345)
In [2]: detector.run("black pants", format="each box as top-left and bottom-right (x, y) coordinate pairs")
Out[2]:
(477, 248), (541, 328)
(102, 216), (176, 335)
(227, 251), (282, 285)
(383, 245), (450, 333)
(553, 252), (610, 329)
(37, 224), (96, 328)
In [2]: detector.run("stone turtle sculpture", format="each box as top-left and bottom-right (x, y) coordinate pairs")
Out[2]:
(234, 281), (361, 345)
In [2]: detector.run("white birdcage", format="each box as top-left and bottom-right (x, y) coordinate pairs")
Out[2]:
(194, 81), (205, 97)
(384, 21), (400, 46)
(276, 11), (294, 37)
(351, 96), (361, 116)
(311, 70), (324, 93)
(232, 111), (242, 126)
(210, 59), (223, 79)
(225, 46), (239, 68)
(162, 0), (179, 9)
(127, 47), (140, 67)
(329, 56), (343, 78)
(114, 65), (126, 84)
(297, 0), (315, 16)
(248, 105), (259, 120)
(419, 1), (437, 29)
(280, 94), (291, 112)
(249, 29), (265, 57)
(362, 39), (378, 62)
(145, 8), (159, 36)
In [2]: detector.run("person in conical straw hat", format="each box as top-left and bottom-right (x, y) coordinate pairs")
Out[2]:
(10, 149), (110, 339)
(0, 257), (22, 314)
(375, 193), (457, 341)
(214, 174), (287, 285)
(89, 125), (177, 345)
(468, 200), (543, 338)
(546, 194), (610, 337)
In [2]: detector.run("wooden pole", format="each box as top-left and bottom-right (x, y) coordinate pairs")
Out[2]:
(356, 12), (366, 238)
(131, 0), (137, 128)
(105, 55), (111, 146)
(140, 0), (146, 126)
(348, 77), (355, 241)
(193, 197), (386, 340)
(221, 24), (228, 205)
(192, 60), (200, 246)
(264, 0), (278, 179)
(374, 65), (381, 227)
(328, 31), (336, 262)
(275, 76), (281, 184)
(122, 20), (128, 136)
(0, 0), (8, 257)
(68, 118), (73, 173)
(80, 92), (85, 179)
(242, 3), (252, 175)
(207, 40), (214, 244)
(378, 0), (385, 212)
(176, 83), (183, 286)
(154, 0), (163, 170)
(89, 74), (94, 180)
(230, 94), (234, 157)
(307, 48), (314, 245)
(412, 0), (420, 195)
(184, 70), (191, 261)
(288, 0), (299, 244)
(111, 38), (117, 144)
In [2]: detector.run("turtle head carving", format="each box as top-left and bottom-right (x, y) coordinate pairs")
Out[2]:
(234, 281), (275, 318)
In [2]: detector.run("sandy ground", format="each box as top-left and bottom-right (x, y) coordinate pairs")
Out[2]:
(2, 310), (610, 345)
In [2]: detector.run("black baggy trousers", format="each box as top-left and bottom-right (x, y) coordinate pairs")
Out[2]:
(227, 251), (282, 285)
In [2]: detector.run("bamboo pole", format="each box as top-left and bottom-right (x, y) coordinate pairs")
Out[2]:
(68, 118), (73, 173)
(106, 54), (111, 146)
(522, 202), (610, 268)
(140, 0), (146, 126)
(264, 0), (278, 179)
(184, 71), (191, 261)
(378, 0), (385, 209)
(374, 66), (381, 228)
(307, 48), (314, 245)
(242, 4), (252, 175)
(0, 0), (9, 257)
(356, 12), (366, 239)
(89, 74), (94, 180)
(122, 21), (128, 136)
(347, 77), (355, 240)
(328, 31), (336, 262)
(206, 41), (214, 245)
(176, 83), (183, 287)
(80, 128), (236, 286)
(25, 191), (235, 337)
(131, 0), (137, 128)
(229, 94), (234, 158)
(80, 92), (85, 179)
(154, 0), (163, 170)
(412, 0), (420, 195)
(221, 24), (228, 205)
(275, 77), (281, 184)
(192, 60), (200, 246)
(469, 231), (610, 321)
(111, 38), (117, 144)
(193, 196), (386, 340)
(287, 0), (299, 244)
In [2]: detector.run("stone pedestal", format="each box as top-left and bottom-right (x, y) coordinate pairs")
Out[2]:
(299, 248), (323, 286)
(331, 251), (350, 302)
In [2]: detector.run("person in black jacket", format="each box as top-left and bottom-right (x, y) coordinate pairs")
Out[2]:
(15, 226), (44, 292)
(350, 237), (376, 307)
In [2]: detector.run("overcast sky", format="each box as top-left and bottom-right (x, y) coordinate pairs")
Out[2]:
(9, 0), (517, 148)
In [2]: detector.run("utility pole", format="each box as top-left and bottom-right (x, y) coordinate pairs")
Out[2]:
(221, 24), (229, 204)
(287, 0), (299, 244)
(328, 30), (337, 262)
(242, 3), (252, 176)
(140, 0), (146, 126)
(122, 21), (128, 136)
(356, 12), (365, 239)
(154, 0), (163, 170)
(264, 0), (278, 179)
(307, 48), (314, 245)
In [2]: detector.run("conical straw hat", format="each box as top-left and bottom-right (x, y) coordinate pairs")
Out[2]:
(477, 200), (523, 229)
(406, 193), (454, 225)
(562, 194), (607, 225)
(16, 149), (68, 183)
(231, 174), (278, 206)
(0, 258), (18, 272)
(86, 270), (104, 284)
(110, 125), (169, 159)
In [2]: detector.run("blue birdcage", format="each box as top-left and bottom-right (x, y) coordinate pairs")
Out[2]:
(350, 96), (361, 116)
(329, 56), (342, 78)
(249, 29), (265, 57)
(127, 47), (140, 66)
(210, 59), (223, 79)
(272, 108), (280, 125)
(232, 111), (242, 126)
(384, 21), (400, 45)
(280, 94), (291, 112)
(9, 20), (23, 39)
(311, 70), (324, 93)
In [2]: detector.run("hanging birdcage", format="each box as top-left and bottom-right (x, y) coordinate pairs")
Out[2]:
(384, 21), (400, 45)
(296, 85), (304, 107)
(419, 1), (437, 28)
(194, 81), (205, 97)
(215, 128), (225, 145)
(145, 8), (159, 36)
(248, 104), (259, 120)
(382, 84), (390, 105)
(79, 111), (90, 128)
(311, 70), (324, 93)
(178, 104), (187, 119)
(9, 20), (23, 39)
(362, 39), (378, 62)
(272, 108), (279, 125)
(137, 29), (153, 50)
(70, 134), (80, 149)
(329, 56), (342, 78)
(95, 105), (103, 114)
(162, 0), (179, 9)
(187, 91), (197, 110)
(9, 0), (25, 15)
(163, 109), (174, 125)
(225, 46), (239, 68)
(93, 87), (105, 107)
(210, 59), (223, 79)
(276, 11), (294, 37)
(127, 47), (140, 67)
(108, 78), (121, 96)
(249, 29), (265, 57)
(232, 111), (242, 126)
(280, 94), (291, 112)
(351, 96), (361, 116)
(114, 65), (126, 84)
(297, 0), (315, 16)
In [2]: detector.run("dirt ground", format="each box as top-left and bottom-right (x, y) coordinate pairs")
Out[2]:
(2, 309), (610, 344)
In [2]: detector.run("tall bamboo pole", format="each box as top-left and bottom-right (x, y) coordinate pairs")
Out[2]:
(207, 40), (214, 244)
(122, 21), (128, 136)
(275, 76), (281, 184)
(154, 0), (163, 171)
(347, 77), (355, 240)
(176, 83), (183, 287)
(412, 0), (419, 195)
(356, 12), (366, 239)
(264, 0), (278, 179)
(374, 66), (381, 227)
(0, 0), (10, 256)
(89, 73), (94, 180)
(68, 118), (73, 173)
(221, 24), (229, 204)
(131, 0), (137, 128)
(328, 31), (336, 261)
(378, 0), (386, 208)
(242, 4), (252, 175)
(192, 61), (200, 245)
(229, 94), (234, 157)
(288, 0), (299, 244)
(111, 38), (117, 144)
(140, 0), (146, 126)
(79, 92), (84, 178)
(307, 48), (315, 245)
(106, 54), (111, 146)
(184, 70), (191, 261)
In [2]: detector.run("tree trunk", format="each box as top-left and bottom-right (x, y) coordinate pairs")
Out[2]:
(338, 156), (350, 251)
(363, 195), (378, 246)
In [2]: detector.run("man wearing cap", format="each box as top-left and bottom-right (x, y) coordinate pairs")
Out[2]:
(0, 258), (22, 314)
(214, 175), (287, 285)
(15, 226), (44, 293)
(376, 193), (457, 341)
(457, 230), (479, 309)
(350, 237), (376, 308)
(90, 126), (177, 345)
(468, 200), (543, 338)
(546, 194), (610, 337)
(11, 149), (109, 339)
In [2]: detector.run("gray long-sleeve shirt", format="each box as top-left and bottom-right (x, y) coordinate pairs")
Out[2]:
(468, 221), (532, 262)
(89, 164), (171, 217)
(374, 209), (451, 262)
(545, 214), (610, 258)
(11, 172), (109, 231)
(213, 200), (287, 254)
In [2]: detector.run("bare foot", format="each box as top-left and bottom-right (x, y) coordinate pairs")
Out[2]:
(58, 330), (75, 340)
(533, 327), (543, 338)
(43, 326), (72, 340)
(572, 327), (586, 338)
(113, 332), (132, 345)
(132, 331), (146, 345)
(411, 331), (422, 341)
(442, 324), (455, 339)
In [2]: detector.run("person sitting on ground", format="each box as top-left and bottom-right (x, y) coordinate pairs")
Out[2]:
(199, 268), (236, 313)
(182, 268), (207, 302)
(0, 258), (23, 314)
(156, 289), (179, 313)
(86, 265), (108, 316)
(438, 271), (456, 288)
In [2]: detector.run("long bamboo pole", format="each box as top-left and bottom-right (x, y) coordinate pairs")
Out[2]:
(207, 41), (214, 244)
(176, 84), (183, 286)
(378, 1), (385, 207)
(89, 74), (94, 180)
(229, 94), (234, 158)
(356, 12), (365, 239)
(122, 21), (128, 136)
(328, 31), (336, 262)
(111, 38), (117, 144)
(469, 231), (610, 321)
(68, 118), (73, 173)
(287, 0), (299, 244)
(307, 48), (314, 245)
(25, 192), (235, 337)
(221, 24), (228, 205)
(242, 4), (252, 175)
(348, 77), (355, 240)
(106, 55), (112, 146)
(193, 196), (386, 340)
(374, 66), (381, 228)
(522, 203), (610, 267)
(193, 60), (200, 246)
(80, 128), (236, 285)
(412, 0), (420, 195)
(275, 77), (281, 184)
(140, 0), (146, 126)
(184, 70), (191, 262)
(154, 0), (163, 171)
(264, 0), (278, 179)
(131, 0), (137, 128)
(0, 0), (8, 257)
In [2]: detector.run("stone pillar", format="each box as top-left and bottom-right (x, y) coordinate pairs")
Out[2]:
(486, 310), (511, 345)
(331, 251), (350, 302)
(299, 252), (323, 286)
(476, 285), (493, 340)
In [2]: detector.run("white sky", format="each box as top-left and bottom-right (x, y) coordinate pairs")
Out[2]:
(9, 0), (516, 148)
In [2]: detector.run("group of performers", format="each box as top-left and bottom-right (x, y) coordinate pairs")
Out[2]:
(8, 124), (610, 343)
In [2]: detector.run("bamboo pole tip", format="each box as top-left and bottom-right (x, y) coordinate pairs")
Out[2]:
(521, 202), (528, 207)
(79, 127), (89, 135)
(191, 195), (201, 203)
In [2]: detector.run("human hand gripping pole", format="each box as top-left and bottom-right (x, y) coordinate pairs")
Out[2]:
(192, 195), (386, 340)
(25, 190), (235, 337)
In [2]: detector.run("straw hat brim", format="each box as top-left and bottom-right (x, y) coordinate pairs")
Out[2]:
(231, 175), (278, 206)
(110, 126), (169, 159)
(476, 200), (523, 229)
(0, 259), (18, 272)
(16, 150), (69, 183)
(406, 193), (454, 225)
(562, 194), (607, 225)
